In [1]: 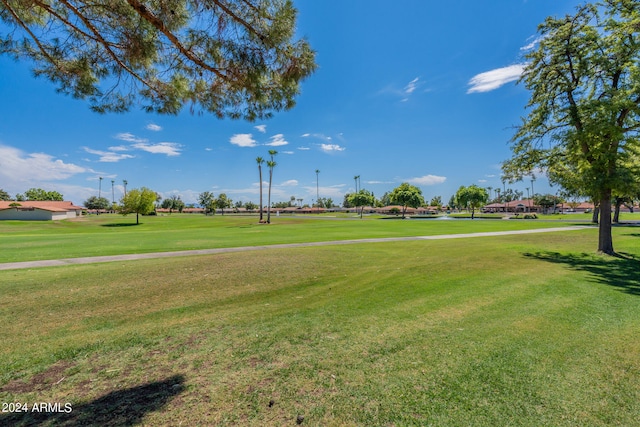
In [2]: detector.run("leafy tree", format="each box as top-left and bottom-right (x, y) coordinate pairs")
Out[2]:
(198, 191), (215, 215)
(448, 195), (457, 211)
(0, 188), (10, 201)
(455, 185), (489, 219)
(534, 194), (559, 214)
(503, 1), (640, 254)
(1, 0), (316, 118)
(429, 196), (442, 208)
(84, 196), (110, 211)
(24, 188), (64, 201)
(120, 187), (156, 224)
(342, 193), (354, 208)
(15, 193), (25, 201)
(215, 193), (232, 215)
(389, 183), (425, 219)
(347, 189), (375, 218)
(245, 201), (257, 211)
(161, 195), (184, 213)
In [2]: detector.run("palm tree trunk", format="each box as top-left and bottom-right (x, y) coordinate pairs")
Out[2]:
(267, 169), (273, 223)
(258, 165), (263, 222)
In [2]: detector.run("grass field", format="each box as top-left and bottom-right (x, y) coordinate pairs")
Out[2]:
(0, 212), (601, 263)
(1, 215), (640, 425)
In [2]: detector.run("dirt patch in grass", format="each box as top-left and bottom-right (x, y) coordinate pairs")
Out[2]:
(1, 360), (75, 394)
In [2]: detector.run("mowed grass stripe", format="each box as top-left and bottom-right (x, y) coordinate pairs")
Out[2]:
(0, 213), (594, 263)
(2, 226), (640, 425)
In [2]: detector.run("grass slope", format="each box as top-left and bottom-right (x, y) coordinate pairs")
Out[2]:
(1, 224), (640, 425)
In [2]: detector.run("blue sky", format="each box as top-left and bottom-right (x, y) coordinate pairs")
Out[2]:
(0, 1), (583, 206)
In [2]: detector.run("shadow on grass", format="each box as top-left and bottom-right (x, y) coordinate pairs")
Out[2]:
(0, 374), (185, 426)
(523, 251), (640, 296)
(101, 223), (140, 227)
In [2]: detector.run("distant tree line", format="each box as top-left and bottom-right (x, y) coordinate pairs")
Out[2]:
(0, 187), (64, 201)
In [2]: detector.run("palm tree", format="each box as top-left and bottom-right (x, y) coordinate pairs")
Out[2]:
(111, 180), (115, 204)
(266, 150), (278, 223)
(123, 179), (128, 197)
(98, 176), (103, 198)
(256, 157), (265, 222)
(315, 169), (320, 209)
(354, 175), (359, 193)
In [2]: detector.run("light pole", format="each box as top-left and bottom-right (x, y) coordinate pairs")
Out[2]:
(530, 177), (535, 212)
(315, 169), (320, 211)
(123, 179), (128, 197)
(111, 180), (115, 204)
(98, 176), (103, 199)
(526, 187), (530, 211)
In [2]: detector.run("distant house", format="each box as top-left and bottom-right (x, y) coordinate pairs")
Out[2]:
(0, 201), (83, 221)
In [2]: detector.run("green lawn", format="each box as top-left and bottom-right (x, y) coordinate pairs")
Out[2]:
(1, 217), (640, 425)
(0, 212), (596, 263)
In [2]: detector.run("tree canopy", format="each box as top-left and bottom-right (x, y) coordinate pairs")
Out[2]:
(455, 185), (488, 219)
(84, 195), (111, 210)
(120, 187), (156, 224)
(24, 188), (64, 201)
(503, 0), (640, 254)
(347, 189), (375, 218)
(389, 183), (424, 219)
(0, 0), (316, 119)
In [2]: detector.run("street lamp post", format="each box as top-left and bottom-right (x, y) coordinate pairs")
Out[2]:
(315, 169), (320, 211)
(98, 177), (103, 199)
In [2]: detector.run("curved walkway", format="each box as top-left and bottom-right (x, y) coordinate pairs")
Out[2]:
(0, 226), (591, 271)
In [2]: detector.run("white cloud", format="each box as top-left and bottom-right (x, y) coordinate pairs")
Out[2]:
(146, 123), (163, 132)
(520, 35), (544, 51)
(298, 147), (311, 151)
(280, 179), (298, 187)
(0, 145), (87, 183)
(302, 185), (345, 199)
(255, 124), (267, 133)
(320, 144), (346, 153)
(132, 142), (182, 156)
(281, 151), (294, 155)
(467, 64), (526, 93)
(108, 145), (130, 152)
(83, 147), (135, 162)
(478, 179), (488, 183)
(266, 134), (289, 147)
(405, 77), (419, 95)
(301, 133), (311, 137)
(230, 133), (257, 147)
(406, 175), (447, 186)
(115, 132), (147, 143)
(303, 133), (332, 142)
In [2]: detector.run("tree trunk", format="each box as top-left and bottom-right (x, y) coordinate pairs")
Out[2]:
(598, 190), (614, 255)
(471, 207), (475, 219)
(592, 205), (600, 224)
(613, 200), (622, 223)
(136, 212), (139, 224)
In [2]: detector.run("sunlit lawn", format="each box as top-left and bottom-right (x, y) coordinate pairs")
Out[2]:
(1, 220), (640, 425)
(0, 212), (599, 263)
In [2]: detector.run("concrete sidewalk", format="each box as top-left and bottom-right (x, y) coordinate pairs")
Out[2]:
(0, 226), (591, 271)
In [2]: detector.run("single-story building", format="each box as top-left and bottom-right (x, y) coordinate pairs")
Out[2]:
(0, 201), (83, 221)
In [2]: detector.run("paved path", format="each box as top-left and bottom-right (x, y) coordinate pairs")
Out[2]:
(0, 226), (591, 271)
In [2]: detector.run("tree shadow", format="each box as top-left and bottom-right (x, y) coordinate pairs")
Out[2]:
(100, 223), (140, 227)
(0, 374), (185, 426)
(523, 251), (640, 296)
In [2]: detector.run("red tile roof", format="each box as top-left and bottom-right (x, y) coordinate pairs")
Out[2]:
(0, 201), (83, 212)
